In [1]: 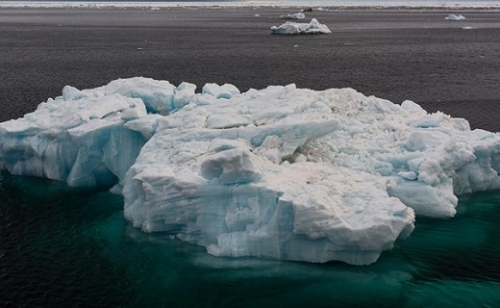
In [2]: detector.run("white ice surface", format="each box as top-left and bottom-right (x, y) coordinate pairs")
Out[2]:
(280, 12), (306, 20)
(3, 77), (500, 265)
(445, 14), (466, 20)
(271, 18), (331, 35)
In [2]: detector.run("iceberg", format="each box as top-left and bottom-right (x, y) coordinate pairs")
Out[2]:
(445, 14), (466, 21)
(279, 12), (306, 20)
(2, 77), (500, 265)
(271, 18), (331, 35)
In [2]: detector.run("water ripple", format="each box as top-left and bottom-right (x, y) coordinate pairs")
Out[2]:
(2, 173), (500, 307)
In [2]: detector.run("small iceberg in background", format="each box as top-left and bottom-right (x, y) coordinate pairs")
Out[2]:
(3, 77), (500, 265)
(445, 14), (466, 21)
(279, 12), (305, 20)
(271, 18), (331, 35)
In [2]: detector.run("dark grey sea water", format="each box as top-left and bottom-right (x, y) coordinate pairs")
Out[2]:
(1, 171), (500, 307)
(1, 7), (500, 308)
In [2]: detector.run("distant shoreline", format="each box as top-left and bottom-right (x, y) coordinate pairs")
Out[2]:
(1, 1), (500, 10)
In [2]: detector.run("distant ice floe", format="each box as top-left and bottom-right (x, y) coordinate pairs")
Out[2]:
(279, 12), (306, 20)
(445, 14), (466, 21)
(3, 77), (500, 265)
(271, 18), (331, 35)
(0, 1), (499, 9)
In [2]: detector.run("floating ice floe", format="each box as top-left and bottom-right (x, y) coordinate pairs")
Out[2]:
(2, 77), (500, 265)
(445, 14), (466, 21)
(271, 18), (331, 35)
(279, 12), (306, 20)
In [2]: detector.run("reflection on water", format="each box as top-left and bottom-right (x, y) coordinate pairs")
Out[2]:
(1, 171), (500, 307)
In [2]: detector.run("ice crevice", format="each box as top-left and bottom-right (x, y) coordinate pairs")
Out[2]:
(2, 77), (500, 265)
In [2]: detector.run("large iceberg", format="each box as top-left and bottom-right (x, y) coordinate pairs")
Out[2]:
(2, 77), (500, 265)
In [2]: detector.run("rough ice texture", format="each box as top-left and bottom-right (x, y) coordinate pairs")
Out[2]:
(271, 18), (331, 35)
(2, 78), (500, 265)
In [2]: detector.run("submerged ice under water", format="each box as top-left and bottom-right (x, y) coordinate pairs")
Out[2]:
(2, 77), (500, 266)
(1, 171), (500, 307)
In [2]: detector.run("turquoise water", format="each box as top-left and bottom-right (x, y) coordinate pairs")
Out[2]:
(1, 170), (500, 307)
